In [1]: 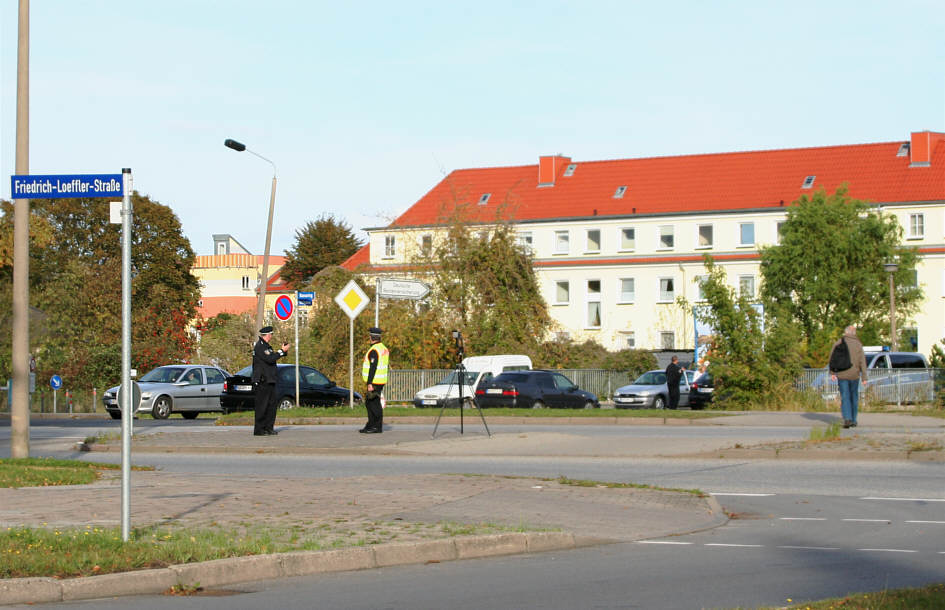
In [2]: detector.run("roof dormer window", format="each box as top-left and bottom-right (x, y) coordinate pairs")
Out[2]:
(801, 175), (815, 189)
(897, 142), (910, 157)
(613, 185), (627, 199)
(478, 193), (491, 205)
(564, 163), (577, 177)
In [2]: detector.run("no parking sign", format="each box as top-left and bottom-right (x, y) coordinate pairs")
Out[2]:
(274, 294), (293, 321)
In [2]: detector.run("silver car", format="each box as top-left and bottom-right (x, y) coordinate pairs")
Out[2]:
(103, 365), (230, 420)
(613, 369), (696, 409)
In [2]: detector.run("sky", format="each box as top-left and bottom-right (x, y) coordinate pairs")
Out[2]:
(2, 1), (943, 258)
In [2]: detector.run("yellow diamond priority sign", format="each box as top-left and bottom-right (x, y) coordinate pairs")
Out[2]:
(334, 280), (370, 319)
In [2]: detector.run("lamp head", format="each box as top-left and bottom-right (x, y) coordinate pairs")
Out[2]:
(224, 139), (246, 152)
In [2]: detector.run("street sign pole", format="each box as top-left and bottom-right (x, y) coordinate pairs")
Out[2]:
(294, 293), (299, 408)
(334, 281), (370, 408)
(120, 168), (132, 543)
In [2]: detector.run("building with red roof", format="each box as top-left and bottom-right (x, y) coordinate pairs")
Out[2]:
(344, 131), (944, 355)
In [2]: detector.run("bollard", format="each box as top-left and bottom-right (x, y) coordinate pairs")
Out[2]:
(68, 389), (73, 414)
(92, 387), (97, 413)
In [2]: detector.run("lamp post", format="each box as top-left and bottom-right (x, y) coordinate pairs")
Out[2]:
(884, 261), (898, 350)
(224, 138), (277, 332)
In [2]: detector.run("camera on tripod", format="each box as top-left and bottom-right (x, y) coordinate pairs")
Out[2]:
(451, 329), (465, 361)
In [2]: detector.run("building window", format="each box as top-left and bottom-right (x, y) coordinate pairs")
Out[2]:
(661, 331), (675, 350)
(554, 280), (570, 305)
(659, 226), (674, 249)
(217, 242), (226, 255)
(478, 193), (491, 205)
(517, 231), (533, 253)
(776, 221), (786, 244)
(384, 235), (396, 258)
(613, 186), (627, 198)
(242, 275), (250, 290)
(420, 234), (433, 256)
(586, 280), (601, 328)
(659, 277), (675, 302)
(739, 275), (755, 299)
(618, 278), (635, 303)
(739, 222), (755, 246)
(585, 229), (601, 253)
(620, 227), (636, 251)
(625, 331), (635, 349)
(554, 230), (570, 254)
(697, 224), (713, 248)
(908, 213), (925, 239)
(694, 275), (708, 301)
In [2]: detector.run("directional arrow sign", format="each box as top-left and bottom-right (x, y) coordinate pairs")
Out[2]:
(334, 280), (370, 319)
(378, 278), (431, 300)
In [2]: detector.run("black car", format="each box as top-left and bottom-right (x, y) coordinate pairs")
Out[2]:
(475, 370), (599, 409)
(688, 372), (714, 409)
(220, 364), (362, 414)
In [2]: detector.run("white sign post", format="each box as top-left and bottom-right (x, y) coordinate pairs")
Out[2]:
(334, 280), (370, 407)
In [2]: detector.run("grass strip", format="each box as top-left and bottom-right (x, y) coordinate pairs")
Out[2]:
(759, 582), (945, 609)
(0, 458), (154, 488)
(1, 520), (540, 579)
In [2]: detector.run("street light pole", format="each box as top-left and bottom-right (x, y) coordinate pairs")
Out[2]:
(224, 139), (277, 332)
(884, 261), (898, 350)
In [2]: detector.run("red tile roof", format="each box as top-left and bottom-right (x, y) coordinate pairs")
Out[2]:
(341, 132), (945, 271)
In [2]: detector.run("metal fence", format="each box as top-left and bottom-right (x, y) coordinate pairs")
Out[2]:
(794, 367), (942, 406)
(386, 368), (635, 403)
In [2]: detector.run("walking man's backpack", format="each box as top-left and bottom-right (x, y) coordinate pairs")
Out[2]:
(829, 338), (852, 372)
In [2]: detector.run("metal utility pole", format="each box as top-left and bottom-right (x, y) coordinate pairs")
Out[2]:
(11, 0), (30, 458)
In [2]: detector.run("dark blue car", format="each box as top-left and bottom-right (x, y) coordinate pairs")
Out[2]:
(475, 370), (599, 409)
(220, 364), (361, 413)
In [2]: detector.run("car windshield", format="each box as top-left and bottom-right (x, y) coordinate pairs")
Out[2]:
(633, 371), (666, 385)
(437, 371), (479, 386)
(139, 367), (186, 383)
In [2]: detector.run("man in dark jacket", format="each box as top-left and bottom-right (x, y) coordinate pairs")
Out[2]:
(252, 326), (289, 436)
(829, 325), (868, 428)
(665, 355), (686, 410)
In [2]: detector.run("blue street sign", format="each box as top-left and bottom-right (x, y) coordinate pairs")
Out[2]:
(11, 174), (124, 199)
(297, 291), (314, 306)
(50, 375), (63, 390)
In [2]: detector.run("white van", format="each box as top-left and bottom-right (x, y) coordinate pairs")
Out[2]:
(412, 355), (532, 408)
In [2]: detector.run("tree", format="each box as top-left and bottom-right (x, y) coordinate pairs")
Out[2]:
(0, 192), (200, 390)
(760, 187), (922, 364)
(281, 214), (363, 287)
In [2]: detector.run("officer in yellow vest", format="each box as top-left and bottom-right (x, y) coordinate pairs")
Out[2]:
(360, 326), (389, 433)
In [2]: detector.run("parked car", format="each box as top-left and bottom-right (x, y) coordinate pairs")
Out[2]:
(612, 369), (697, 409)
(413, 354), (532, 408)
(103, 364), (231, 419)
(810, 349), (933, 403)
(474, 370), (599, 409)
(219, 364), (362, 414)
(688, 372), (714, 410)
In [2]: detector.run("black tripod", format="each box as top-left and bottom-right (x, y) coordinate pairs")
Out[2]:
(432, 331), (491, 438)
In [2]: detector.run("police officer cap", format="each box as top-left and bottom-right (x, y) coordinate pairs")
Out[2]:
(259, 326), (274, 335)
(368, 326), (382, 336)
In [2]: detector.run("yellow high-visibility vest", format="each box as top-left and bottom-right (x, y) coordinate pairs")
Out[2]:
(361, 342), (389, 384)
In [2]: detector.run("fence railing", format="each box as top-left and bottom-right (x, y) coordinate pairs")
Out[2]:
(794, 367), (941, 406)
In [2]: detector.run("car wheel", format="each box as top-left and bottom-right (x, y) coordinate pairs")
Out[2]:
(278, 396), (294, 410)
(652, 396), (665, 410)
(108, 411), (121, 420)
(531, 400), (546, 409)
(583, 401), (595, 410)
(152, 396), (172, 419)
(181, 412), (199, 420)
(690, 402), (704, 411)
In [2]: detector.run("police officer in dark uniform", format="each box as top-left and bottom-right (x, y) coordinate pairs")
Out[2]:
(252, 326), (289, 436)
(664, 355), (686, 410)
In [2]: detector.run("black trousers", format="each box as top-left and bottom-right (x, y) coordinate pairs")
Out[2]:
(365, 385), (384, 430)
(667, 385), (680, 409)
(255, 382), (277, 433)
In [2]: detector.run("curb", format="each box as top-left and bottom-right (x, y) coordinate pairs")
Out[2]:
(698, 448), (945, 462)
(0, 532), (580, 605)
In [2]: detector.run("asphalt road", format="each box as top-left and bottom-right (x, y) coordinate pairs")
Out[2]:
(3, 417), (944, 609)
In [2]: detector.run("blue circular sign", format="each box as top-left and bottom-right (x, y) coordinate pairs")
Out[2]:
(50, 375), (62, 390)
(274, 294), (294, 321)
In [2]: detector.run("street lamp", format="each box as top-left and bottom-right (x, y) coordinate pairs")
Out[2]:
(224, 138), (277, 332)
(884, 260), (898, 350)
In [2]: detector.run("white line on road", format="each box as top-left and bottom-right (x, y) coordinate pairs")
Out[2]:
(779, 517), (827, 521)
(860, 497), (945, 502)
(857, 548), (919, 553)
(777, 546), (840, 551)
(709, 493), (775, 497)
(905, 520), (945, 524)
(705, 543), (764, 548)
(636, 541), (693, 545)
(842, 519), (891, 523)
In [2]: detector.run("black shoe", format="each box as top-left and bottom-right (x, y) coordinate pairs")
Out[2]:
(363, 427), (382, 433)
(850, 421), (857, 428)
(842, 420), (852, 429)
(265, 429), (278, 435)
(359, 427), (370, 433)
(254, 432), (267, 436)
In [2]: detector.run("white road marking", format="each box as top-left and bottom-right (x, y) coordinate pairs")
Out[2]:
(780, 517), (827, 521)
(636, 541), (693, 545)
(705, 543), (764, 548)
(842, 518), (890, 523)
(777, 546), (840, 551)
(857, 548), (918, 553)
(905, 520), (945, 524)
(709, 493), (775, 497)
(860, 497), (945, 502)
